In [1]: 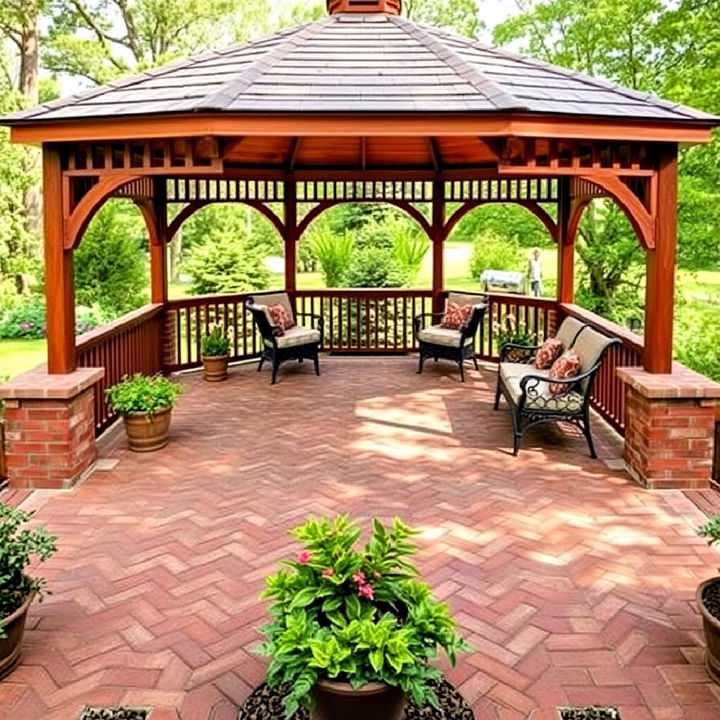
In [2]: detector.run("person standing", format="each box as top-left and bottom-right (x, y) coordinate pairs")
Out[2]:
(528, 248), (542, 297)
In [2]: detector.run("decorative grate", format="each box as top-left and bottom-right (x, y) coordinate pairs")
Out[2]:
(78, 708), (149, 720)
(559, 707), (621, 720)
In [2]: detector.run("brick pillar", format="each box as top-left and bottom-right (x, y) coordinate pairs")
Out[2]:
(618, 365), (720, 490)
(0, 367), (104, 489)
(162, 308), (178, 370)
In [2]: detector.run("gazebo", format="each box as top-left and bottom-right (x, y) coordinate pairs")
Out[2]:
(2, 0), (719, 490)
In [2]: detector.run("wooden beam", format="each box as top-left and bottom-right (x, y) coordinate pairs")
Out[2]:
(43, 145), (77, 374)
(284, 181), (298, 292)
(556, 177), (575, 304)
(9, 113), (715, 144)
(427, 137), (441, 172)
(431, 180), (445, 313)
(287, 137), (301, 172)
(149, 178), (168, 304)
(643, 144), (677, 374)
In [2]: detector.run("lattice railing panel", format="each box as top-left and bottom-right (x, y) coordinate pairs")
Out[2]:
(444, 178), (558, 203)
(166, 178), (285, 202)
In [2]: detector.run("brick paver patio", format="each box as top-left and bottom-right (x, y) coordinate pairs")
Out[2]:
(1, 358), (719, 720)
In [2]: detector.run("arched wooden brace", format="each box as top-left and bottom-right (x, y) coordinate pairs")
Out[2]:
(295, 199), (432, 240)
(578, 174), (654, 250)
(65, 174), (140, 249)
(443, 199), (559, 241)
(166, 199), (286, 241)
(134, 197), (160, 246)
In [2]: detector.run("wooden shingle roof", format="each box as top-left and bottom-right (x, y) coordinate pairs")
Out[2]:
(6, 12), (715, 124)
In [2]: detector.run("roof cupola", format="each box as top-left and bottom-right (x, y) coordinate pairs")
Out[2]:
(327, 0), (401, 14)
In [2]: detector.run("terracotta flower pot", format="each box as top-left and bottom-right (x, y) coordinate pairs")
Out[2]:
(698, 577), (720, 682)
(202, 355), (229, 382)
(311, 679), (405, 720)
(0, 593), (34, 680)
(122, 407), (172, 452)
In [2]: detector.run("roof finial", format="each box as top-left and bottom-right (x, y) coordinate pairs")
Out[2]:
(327, 0), (402, 14)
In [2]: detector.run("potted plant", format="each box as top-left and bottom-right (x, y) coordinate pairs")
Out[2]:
(0, 503), (57, 679)
(494, 314), (536, 361)
(258, 515), (470, 720)
(697, 514), (720, 681)
(201, 324), (233, 382)
(106, 373), (182, 452)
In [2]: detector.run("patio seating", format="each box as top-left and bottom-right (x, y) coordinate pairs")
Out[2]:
(246, 292), (324, 384)
(494, 319), (620, 457)
(414, 292), (487, 382)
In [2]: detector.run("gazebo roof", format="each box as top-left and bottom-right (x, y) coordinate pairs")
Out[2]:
(5, 12), (715, 125)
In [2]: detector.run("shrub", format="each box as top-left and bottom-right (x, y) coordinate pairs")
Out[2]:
(344, 248), (410, 288)
(393, 225), (429, 285)
(309, 230), (354, 288)
(105, 374), (182, 417)
(183, 235), (271, 295)
(469, 231), (525, 280)
(0, 503), (57, 631)
(0, 299), (107, 339)
(75, 201), (148, 316)
(258, 515), (470, 717)
(201, 324), (233, 357)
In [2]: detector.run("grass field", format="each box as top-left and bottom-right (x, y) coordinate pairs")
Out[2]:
(2, 242), (718, 381)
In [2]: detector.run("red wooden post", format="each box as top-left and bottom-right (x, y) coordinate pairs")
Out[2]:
(149, 178), (168, 305)
(431, 180), (445, 312)
(43, 144), (77, 374)
(284, 181), (297, 292)
(644, 144), (678, 374)
(556, 177), (575, 304)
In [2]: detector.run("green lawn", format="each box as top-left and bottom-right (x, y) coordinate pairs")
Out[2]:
(0, 338), (47, 380)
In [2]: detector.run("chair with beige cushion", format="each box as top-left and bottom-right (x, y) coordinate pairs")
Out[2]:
(494, 321), (620, 456)
(246, 292), (324, 384)
(413, 292), (487, 382)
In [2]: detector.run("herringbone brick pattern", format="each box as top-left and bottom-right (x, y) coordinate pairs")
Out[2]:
(1, 358), (719, 720)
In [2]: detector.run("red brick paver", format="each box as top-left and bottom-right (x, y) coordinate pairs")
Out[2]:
(1, 358), (718, 720)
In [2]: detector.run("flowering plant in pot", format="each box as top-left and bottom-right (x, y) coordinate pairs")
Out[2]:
(494, 314), (536, 352)
(106, 373), (182, 452)
(697, 514), (720, 681)
(0, 503), (57, 679)
(258, 515), (470, 720)
(200, 324), (233, 382)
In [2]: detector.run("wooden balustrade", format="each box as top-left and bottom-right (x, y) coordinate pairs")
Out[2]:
(77, 304), (165, 434)
(559, 304), (644, 432)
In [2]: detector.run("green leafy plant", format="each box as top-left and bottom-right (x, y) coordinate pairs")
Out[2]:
(258, 515), (470, 717)
(344, 248), (410, 289)
(201, 324), (232, 357)
(0, 503), (57, 636)
(393, 225), (429, 285)
(105, 374), (181, 417)
(698, 515), (720, 551)
(469, 231), (525, 280)
(493, 313), (536, 348)
(309, 229), (354, 288)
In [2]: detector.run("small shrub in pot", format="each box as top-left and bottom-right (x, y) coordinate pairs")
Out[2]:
(697, 514), (720, 681)
(200, 325), (233, 382)
(0, 503), (57, 678)
(258, 515), (470, 720)
(106, 374), (182, 452)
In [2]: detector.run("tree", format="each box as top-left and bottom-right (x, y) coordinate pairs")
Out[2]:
(405, 0), (482, 37)
(74, 200), (148, 315)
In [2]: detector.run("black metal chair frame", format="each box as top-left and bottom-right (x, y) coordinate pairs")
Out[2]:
(493, 329), (620, 457)
(413, 303), (487, 383)
(246, 296), (324, 385)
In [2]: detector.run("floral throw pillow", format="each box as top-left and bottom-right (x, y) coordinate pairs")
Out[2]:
(535, 337), (563, 370)
(269, 304), (293, 335)
(440, 302), (472, 330)
(549, 349), (581, 396)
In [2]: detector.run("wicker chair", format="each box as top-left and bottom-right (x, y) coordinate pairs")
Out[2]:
(246, 292), (324, 384)
(494, 319), (619, 457)
(414, 292), (487, 382)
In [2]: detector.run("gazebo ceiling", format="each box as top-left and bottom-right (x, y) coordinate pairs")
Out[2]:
(5, 11), (715, 126)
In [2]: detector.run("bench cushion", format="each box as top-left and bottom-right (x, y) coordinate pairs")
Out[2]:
(500, 362), (583, 412)
(271, 325), (320, 349)
(418, 325), (474, 347)
(255, 292), (295, 326)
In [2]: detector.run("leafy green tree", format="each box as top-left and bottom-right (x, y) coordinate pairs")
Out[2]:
(345, 248), (409, 289)
(74, 200), (148, 315)
(469, 231), (525, 280)
(308, 222), (354, 288)
(392, 221), (429, 285)
(405, 0), (482, 37)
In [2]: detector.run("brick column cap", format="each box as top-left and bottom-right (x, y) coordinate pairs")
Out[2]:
(0, 366), (104, 400)
(618, 363), (720, 400)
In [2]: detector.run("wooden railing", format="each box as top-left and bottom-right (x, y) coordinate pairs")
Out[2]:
(77, 304), (165, 434)
(559, 304), (644, 432)
(295, 290), (434, 352)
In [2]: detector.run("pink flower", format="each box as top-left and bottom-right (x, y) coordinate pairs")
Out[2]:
(358, 583), (374, 600)
(321, 568), (334, 578)
(352, 571), (366, 585)
(298, 551), (312, 564)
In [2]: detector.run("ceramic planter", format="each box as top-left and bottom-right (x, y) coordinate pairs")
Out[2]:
(122, 407), (172, 452)
(698, 576), (720, 682)
(0, 593), (34, 680)
(202, 355), (229, 382)
(311, 679), (405, 720)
